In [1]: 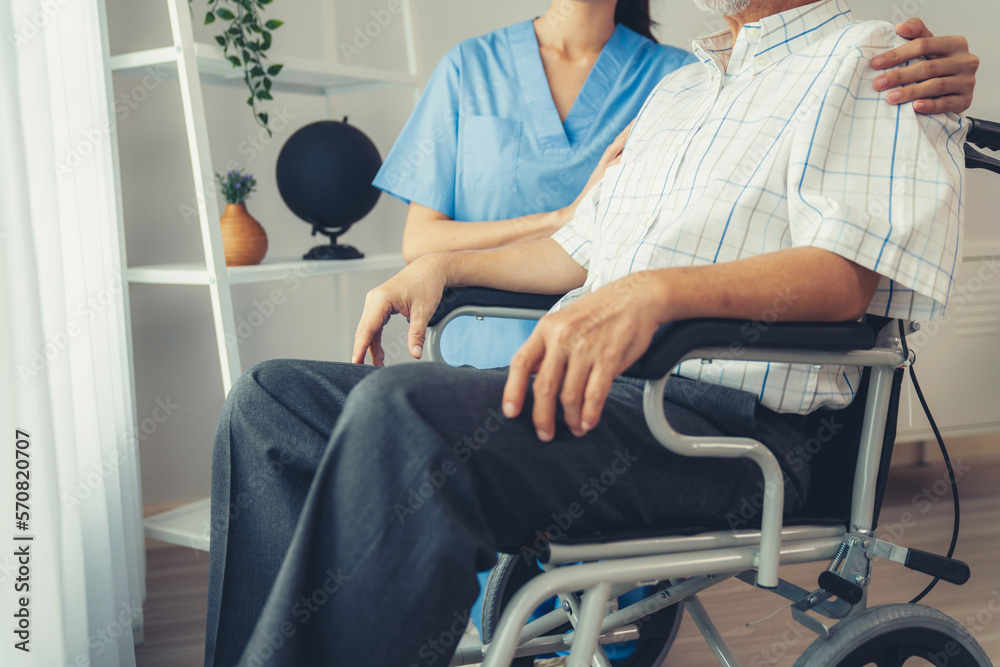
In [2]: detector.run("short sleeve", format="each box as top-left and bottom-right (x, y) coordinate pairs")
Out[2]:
(551, 180), (602, 270)
(372, 50), (461, 218)
(787, 25), (968, 321)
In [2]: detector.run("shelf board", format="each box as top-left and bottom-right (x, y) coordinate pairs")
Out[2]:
(109, 43), (418, 95)
(227, 253), (404, 284)
(126, 253), (405, 286)
(126, 262), (212, 285)
(143, 497), (211, 551)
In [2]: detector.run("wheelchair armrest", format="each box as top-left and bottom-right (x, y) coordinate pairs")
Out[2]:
(429, 289), (876, 376)
(625, 319), (876, 379)
(428, 287), (563, 326)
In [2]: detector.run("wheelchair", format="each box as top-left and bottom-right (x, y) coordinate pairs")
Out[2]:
(419, 118), (1000, 667)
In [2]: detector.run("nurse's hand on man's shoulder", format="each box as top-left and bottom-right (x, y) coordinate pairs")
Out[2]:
(875, 18), (979, 115)
(352, 256), (449, 367)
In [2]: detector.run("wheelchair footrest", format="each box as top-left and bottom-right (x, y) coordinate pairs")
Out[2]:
(905, 548), (971, 585)
(818, 571), (864, 604)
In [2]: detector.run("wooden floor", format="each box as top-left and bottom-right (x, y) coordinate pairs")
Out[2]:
(135, 454), (1000, 666)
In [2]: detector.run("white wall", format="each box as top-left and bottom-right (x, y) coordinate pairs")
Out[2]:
(105, 0), (1000, 506)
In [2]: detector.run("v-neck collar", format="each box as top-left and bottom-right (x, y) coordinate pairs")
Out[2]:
(508, 20), (635, 151)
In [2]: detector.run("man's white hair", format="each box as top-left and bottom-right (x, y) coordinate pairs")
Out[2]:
(692, 0), (753, 16)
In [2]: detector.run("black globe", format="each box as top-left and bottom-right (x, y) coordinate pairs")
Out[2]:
(275, 118), (382, 259)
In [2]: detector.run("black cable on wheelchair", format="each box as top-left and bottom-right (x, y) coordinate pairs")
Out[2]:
(897, 320), (961, 604)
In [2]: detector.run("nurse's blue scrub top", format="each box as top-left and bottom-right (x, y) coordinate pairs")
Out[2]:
(374, 21), (695, 368)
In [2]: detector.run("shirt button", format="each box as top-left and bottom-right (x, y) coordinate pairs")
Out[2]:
(756, 57), (768, 69)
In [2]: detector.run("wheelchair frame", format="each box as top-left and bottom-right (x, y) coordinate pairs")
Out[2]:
(429, 308), (919, 667)
(418, 116), (1000, 666)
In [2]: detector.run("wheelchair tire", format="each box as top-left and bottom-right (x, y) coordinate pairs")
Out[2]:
(481, 553), (682, 667)
(794, 603), (992, 667)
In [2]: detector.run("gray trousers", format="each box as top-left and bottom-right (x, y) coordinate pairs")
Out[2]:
(204, 360), (810, 666)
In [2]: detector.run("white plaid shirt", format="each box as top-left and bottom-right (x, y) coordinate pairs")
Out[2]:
(552, 0), (967, 414)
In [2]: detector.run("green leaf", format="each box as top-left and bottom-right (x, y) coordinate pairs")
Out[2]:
(262, 31), (272, 49)
(266, 64), (282, 76)
(246, 42), (261, 51)
(246, 96), (254, 106)
(259, 0), (273, 4)
(250, 66), (265, 77)
(242, 48), (251, 61)
(216, 8), (235, 19)
(263, 77), (271, 90)
(258, 112), (268, 124)
(255, 89), (273, 100)
(204, 11), (215, 25)
(227, 55), (241, 68)
(214, 35), (226, 46)
(264, 19), (283, 30)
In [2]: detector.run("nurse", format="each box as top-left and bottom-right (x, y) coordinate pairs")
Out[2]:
(373, 0), (979, 369)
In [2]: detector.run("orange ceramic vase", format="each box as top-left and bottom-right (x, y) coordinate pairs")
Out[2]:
(220, 203), (268, 266)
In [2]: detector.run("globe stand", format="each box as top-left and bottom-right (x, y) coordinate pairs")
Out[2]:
(302, 225), (364, 260)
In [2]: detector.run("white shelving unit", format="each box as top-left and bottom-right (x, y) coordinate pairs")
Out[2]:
(109, 43), (419, 95)
(104, 0), (419, 551)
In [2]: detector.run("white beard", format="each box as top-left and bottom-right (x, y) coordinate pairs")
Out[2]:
(692, 0), (753, 16)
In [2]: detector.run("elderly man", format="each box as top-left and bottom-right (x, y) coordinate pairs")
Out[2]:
(205, 0), (966, 664)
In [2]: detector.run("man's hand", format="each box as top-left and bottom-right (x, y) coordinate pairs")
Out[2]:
(874, 19), (979, 114)
(352, 256), (449, 365)
(501, 272), (663, 442)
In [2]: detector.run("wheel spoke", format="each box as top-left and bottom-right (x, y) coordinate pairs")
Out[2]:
(864, 643), (907, 667)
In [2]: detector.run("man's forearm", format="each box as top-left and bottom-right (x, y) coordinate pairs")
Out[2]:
(646, 247), (881, 325)
(432, 237), (588, 295)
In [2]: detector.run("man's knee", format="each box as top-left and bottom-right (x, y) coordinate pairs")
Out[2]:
(221, 359), (312, 464)
(354, 361), (461, 399)
(343, 364), (493, 424)
(338, 364), (482, 464)
(226, 359), (303, 417)
(341, 363), (428, 423)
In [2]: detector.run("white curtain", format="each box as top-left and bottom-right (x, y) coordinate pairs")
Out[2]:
(0, 0), (144, 665)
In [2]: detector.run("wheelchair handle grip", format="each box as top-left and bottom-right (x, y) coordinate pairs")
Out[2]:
(968, 117), (1000, 152)
(905, 548), (971, 585)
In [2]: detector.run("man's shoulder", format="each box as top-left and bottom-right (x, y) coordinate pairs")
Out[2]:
(807, 19), (905, 62)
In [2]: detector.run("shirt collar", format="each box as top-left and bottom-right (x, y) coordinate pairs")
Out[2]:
(691, 0), (854, 77)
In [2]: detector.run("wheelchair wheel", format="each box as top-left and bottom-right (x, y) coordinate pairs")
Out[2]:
(794, 603), (991, 667)
(481, 553), (682, 667)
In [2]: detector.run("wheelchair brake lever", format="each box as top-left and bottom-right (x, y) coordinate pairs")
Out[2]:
(872, 539), (971, 585)
(871, 538), (908, 564)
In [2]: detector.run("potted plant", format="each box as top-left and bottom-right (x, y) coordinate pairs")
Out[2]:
(193, 0), (284, 135)
(217, 169), (268, 266)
